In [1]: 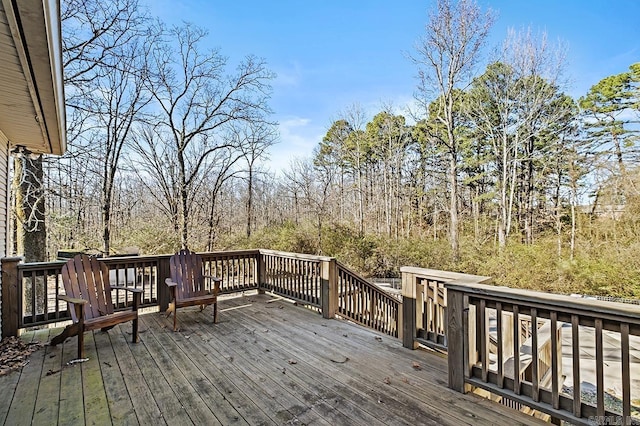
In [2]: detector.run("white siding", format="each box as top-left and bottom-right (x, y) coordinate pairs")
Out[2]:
(0, 137), (8, 332)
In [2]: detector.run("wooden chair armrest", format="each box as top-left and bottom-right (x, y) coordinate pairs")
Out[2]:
(111, 286), (143, 293)
(57, 294), (88, 305)
(203, 275), (222, 282)
(165, 278), (177, 287)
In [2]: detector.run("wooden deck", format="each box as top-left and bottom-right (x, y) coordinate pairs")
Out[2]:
(1, 293), (546, 425)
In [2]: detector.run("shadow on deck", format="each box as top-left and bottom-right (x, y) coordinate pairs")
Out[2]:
(1, 293), (545, 425)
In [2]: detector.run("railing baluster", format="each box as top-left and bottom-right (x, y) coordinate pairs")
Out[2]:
(621, 322), (631, 423)
(595, 318), (604, 417)
(571, 314), (581, 418)
(550, 311), (559, 410)
(30, 271), (36, 324)
(480, 299), (488, 382)
(531, 308), (539, 402)
(513, 305), (521, 395)
(497, 302), (504, 388)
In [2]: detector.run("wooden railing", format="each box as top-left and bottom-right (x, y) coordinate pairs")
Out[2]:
(400, 267), (491, 350)
(1, 250), (262, 333)
(400, 266), (640, 424)
(5, 250), (639, 423)
(445, 282), (640, 425)
(199, 250), (260, 294)
(1, 249), (400, 340)
(337, 261), (400, 337)
(259, 249), (324, 308)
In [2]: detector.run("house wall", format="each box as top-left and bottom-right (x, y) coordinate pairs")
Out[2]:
(0, 135), (9, 332)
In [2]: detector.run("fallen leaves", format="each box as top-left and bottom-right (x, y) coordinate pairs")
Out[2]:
(330, 357), (349, 364)
(0, 337), (42, 376)
(288, 359), (297, 365)
(412, 361), (422, 371)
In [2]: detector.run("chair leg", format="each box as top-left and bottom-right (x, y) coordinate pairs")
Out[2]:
(173, 308), (178, 331)
(213, 302), (218, 324)
(78, 330), (85, 359)
(165, 301), (175, 317)
(132, 318), (139, 343)
(50, 323), (77, 346)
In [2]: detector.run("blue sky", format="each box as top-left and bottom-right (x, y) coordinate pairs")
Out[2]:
(149, 0), (640, 170)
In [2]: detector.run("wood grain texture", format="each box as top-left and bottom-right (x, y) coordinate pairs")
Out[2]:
(5, 293), (546, 425)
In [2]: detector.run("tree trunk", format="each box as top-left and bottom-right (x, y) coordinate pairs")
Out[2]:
(246, 166), (253, 238)
(102, 173), (113, 256)
(449, 150), (459, 260)
(13, 156), (47, 262)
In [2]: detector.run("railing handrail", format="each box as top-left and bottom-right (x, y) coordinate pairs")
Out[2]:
(258, 249), (333, 262)
(445, 281), (640, 325)
(400, 266), (492, 285)
(18, 260), (66, 270)
(337, 260), (399, 302)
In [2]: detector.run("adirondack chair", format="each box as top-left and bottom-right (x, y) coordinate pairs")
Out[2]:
(165, 249), (221, 331)
(50, 255), (142, 358)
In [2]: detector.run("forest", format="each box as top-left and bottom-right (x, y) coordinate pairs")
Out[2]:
(11, 0), (640, 298)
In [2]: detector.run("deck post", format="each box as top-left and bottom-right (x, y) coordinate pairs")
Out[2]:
(256, 251), (266, 294)
(1, 257), (23, 338)
(401, 271), (418, 349)
(447, 288), (470, 393)
(320, 258), (337, 319)
(157, 255), (171, 311)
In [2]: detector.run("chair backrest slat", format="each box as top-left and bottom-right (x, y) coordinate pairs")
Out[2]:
(62, 255), (113, 321)
(170, 249), (206, 299)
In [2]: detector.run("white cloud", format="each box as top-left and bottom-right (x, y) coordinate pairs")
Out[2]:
(268, 116), (324, 171)
(273, 61), (303, 88)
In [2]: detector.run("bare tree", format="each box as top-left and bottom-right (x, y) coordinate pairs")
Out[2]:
(235, 122), (278, 238)
(11, 0), (148, 260)
(143, 23), (275, 249)
(129, 124), (180, 235)
(411, 0), (494, 260)
(91, 30), (155, 255)
(283, 158), (334, 254)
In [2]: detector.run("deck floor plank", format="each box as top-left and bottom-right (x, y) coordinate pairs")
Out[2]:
(222, 297), (452, 425)
(5, 293), (547, 425)
(145, 312), (283, 425)
(31, 335), (63, 426)
(0, 331), (37, 424)
(248, 297), (535, 426)
(81, 331), (112, 425)
(134, 317), (224, 425)
(4, 329), (50, 426)
(93, 330), (138, 424)
(57, 330), (85, 425)
(152, 313), (299, 424)
(110, 321), (176, 425)
(143, 313), (255, 425)
(216, 299), (438, 425)
(210, 307), (387, 426)
(174, 310), (335, 426)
